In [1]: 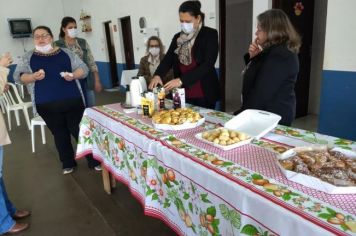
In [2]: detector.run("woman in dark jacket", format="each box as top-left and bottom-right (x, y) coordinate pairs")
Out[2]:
(235, 9), (301, 126)
(149, 0), (219, 109)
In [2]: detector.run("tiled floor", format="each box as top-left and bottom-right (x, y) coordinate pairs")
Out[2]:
(2, 90), (318, 235)
(292, 114), (319, 132)
(3, 90), (174, 236)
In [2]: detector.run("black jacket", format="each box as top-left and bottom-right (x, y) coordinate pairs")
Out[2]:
(238, 43), (299, 126)
(154, 26), (220, 103)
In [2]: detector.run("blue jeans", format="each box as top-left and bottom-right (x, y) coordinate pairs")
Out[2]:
(85, 89), (95, 108)
(79, 79), (96, 108)
(0, 147), (16, 234)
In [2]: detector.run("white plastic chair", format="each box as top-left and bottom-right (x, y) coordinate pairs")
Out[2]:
(0, 94), (6, 114)
(31, 116), (46, 153)
(3, 82), (32, 130)
(120, 69), (139, 87)
(15, 82), (25, 99)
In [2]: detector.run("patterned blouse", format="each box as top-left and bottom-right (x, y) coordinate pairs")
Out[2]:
(66, 40), (98, 73)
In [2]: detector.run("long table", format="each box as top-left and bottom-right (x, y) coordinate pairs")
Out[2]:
(76, 103), (356, 236)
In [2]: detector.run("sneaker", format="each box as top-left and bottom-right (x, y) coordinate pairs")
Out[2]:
(63, 168), (74, 175)
(94, 165), (102, 171)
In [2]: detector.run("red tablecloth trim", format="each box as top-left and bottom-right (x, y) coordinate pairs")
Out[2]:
(76, 107), (349, 236)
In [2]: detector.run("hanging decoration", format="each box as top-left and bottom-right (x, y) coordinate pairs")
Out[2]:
(294, 2), (304, 16)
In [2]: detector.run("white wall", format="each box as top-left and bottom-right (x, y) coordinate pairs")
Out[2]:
(0, 0), (66, 61)
(252, 0), (271, 39)
(0, 0), (218, 65)
(323, 0), (356, 72)
(62, 0), (218, 64)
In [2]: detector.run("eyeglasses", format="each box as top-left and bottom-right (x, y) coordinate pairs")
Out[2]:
(34, 34), (51, 40)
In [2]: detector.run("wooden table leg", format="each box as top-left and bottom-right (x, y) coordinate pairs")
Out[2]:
(102, 166), (111, 194)
(110, 173), (116, 188)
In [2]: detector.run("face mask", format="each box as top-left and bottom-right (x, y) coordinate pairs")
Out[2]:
(67, 28), (78, 38)
(35, 43), (53, 53)
(149, 47), (160, 56)
(181, 22), (195, 34)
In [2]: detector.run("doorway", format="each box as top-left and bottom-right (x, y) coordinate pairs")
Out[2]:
(104, 21), (119, 87)
(219, 0), (253, 112)
(273, 0), (315, 117)
(120, 16), (135, 70)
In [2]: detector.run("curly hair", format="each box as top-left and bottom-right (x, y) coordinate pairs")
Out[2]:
(146, 36), (165, 58)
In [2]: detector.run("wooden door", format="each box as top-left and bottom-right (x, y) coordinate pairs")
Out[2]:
(120, 16), (135, 70)
(104, 21), (119, 87)
(273, 0), (315, 117)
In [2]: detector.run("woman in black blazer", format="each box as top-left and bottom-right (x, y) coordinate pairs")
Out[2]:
(235, 9), (301, 126)
(148, 1), (219, 109)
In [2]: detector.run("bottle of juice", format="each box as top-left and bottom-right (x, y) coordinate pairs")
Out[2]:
(173, 90), (181, 109)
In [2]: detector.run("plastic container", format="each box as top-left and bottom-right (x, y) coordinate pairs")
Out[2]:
(277, 146), (356, 194)
(195, 109), (281, 150)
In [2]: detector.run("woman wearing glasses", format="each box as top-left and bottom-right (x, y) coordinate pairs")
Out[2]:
(14, 26), (101, 174)
(137, 36), (173, 85)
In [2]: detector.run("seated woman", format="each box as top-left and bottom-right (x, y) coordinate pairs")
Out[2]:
(234, 9), (301, 126)
(14, 26), (101, 174)
(138, 36), (173, 85)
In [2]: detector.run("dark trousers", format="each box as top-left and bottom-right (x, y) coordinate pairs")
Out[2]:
(186, 98), (216, 109)
(36, 98), (100, 169)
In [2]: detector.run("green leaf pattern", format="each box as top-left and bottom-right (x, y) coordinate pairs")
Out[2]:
(76, 107), (356, 235)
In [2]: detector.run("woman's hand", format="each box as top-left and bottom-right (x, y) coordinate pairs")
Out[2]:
(148, 75), (163, 90)
(3, 84), (10, 93)
(248, 39), (262, 59)
(94, 80), (103, 92)
(33, 69), (45, 81)
(163, 78), (182, 91)
(0, 53), (13, 68)
(94, 72), (102, 92)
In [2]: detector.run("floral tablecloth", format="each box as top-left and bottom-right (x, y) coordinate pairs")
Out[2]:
(76, 103), (356, 236)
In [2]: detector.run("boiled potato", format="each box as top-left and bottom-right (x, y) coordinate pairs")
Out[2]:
(201, 128), (249, 146)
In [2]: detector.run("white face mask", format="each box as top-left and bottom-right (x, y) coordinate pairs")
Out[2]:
(181, 22), (195, 34)
(35, 43), (53, 53)
(149, 47), (160, 56)
(67, 28), (78, 38)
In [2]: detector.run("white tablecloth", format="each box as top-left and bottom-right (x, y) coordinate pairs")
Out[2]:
(76, 104), (356, 236)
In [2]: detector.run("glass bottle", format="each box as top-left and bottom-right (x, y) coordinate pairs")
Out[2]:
(173, 90), (181, 109)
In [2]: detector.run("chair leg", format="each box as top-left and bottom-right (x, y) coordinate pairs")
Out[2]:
(20, 85), (24, 99)
(15, 110), (20, 126)
(31, 124), (35, 153)
(23, 108), (31, 130)
(0, 100), (5, 114)
(40, 125), (46, 144)
(7, 110), (11, 130)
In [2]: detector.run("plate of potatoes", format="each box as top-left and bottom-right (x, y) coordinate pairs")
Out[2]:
(196, 128), (252, 150)
(152, 108), (205, 130)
